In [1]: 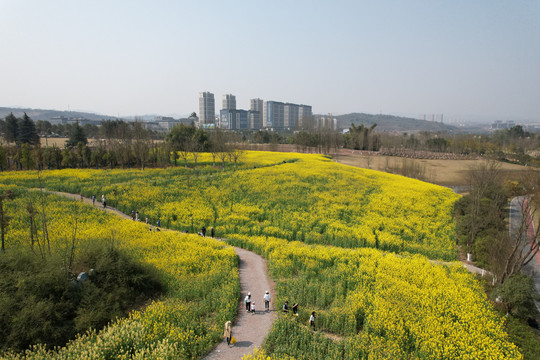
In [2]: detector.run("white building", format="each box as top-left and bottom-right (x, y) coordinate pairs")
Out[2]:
(199, 91), (215, 126)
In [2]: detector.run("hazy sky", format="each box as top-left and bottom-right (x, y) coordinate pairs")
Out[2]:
(1, 0), (539, 122)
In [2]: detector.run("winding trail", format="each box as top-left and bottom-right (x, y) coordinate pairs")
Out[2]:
(47, 190), (277, 360)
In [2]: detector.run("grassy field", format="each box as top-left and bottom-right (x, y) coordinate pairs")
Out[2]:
(334, 153), (528, 186)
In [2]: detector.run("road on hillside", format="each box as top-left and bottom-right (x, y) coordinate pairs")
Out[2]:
(48, 190), (277, 359)
(509, 196), (540, 309)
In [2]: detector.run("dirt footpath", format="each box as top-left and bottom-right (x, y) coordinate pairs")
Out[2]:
(48, 190), (277, 359)
(204, 247), (277, 360)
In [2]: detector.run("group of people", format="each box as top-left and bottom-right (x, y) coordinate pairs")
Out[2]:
(243, 290), (272, 314)
(225, 292), (319, 346)
(198, 226), (215, 238)
(283, 301), (317, 330)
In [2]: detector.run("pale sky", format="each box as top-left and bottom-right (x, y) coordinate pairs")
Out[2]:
(1, 0), (539, 122)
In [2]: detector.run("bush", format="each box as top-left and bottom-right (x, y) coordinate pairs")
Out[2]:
(0, 245), (163, 353)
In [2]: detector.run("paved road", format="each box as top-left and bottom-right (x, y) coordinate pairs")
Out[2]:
(510, 196), (540, 309)
(48, 190), (277, 360)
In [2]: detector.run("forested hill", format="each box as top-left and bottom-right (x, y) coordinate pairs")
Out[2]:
(336, 113), (457, 132)
(0, 107), (114, 121)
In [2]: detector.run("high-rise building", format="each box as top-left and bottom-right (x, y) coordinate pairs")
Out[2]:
(263, 101), (285, 129)
(248, 111), (262, 129)
(198, 91), (215, 126)
(222, 94), (236, 110)
(220, 109), (248, 130)
(263, 100), (311, 129)
(250, 98), (263, 113)
(298, 105), (312, 128)
(284, 103), (299, 128)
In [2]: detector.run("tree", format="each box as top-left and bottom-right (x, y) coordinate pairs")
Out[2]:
(17, 113), (40, 145)
(496, 274), (539, 319)
(5, 113), (18, 143)
(0, 190), (14, 252)
(0, 145), (7, 171)
(499, 195), (540, 284)
(66, 122), (87, 148)
(229, 148), (245, 170)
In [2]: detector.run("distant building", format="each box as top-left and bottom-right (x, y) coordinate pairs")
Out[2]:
(316, 115), (337, 130)
(222, 94), (236, 110)
(491, 120), (517, 130)
(158, 119), (181, 130)
(199, 91), (215, 126)
(220, 109), (249, 130)
(250, 98), (263, 113)
(263, 101), (285, 129)
(248, 110), (262, 129)
(263, 101), (311, 129)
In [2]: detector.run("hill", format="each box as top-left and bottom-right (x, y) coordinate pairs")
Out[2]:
(0, 107), (116, 121)
(335, 112), (457, 132)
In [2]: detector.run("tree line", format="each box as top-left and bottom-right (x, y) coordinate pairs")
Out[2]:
(0, 114), (249, 171)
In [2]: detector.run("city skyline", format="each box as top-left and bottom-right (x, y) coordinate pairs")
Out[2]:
(1, 1), (539, 123)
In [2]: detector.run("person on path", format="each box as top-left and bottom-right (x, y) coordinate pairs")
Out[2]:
(201, 226), (206, 237)
(145, 217), (149, 224)
(211, 227), (215, 238)
(80, 193), (83, 202)
(251, 302), (256, 314)
(292, 303), (298, 316)
(264, 290), (271, 311)
(102, 195), (106, 209)
(224, 321), (232, 346)
(135, 211), (140, 221)
(282, 301), (289, 313)
(92, 195), (96, 206)
(131, 210), (135, 220)
(245, 292), (252, 312)
(310, 311), (317, 330)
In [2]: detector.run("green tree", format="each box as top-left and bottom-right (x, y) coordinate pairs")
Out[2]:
(496, 274), (539, 319)
(17, 113), (40, 145)
(4, 113), (18, 143)
(66, 122), (87, 148)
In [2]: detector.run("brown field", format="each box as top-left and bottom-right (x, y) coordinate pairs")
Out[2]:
(40, 137), (103, 147)
(242, 144), (532, 188)
(332, 152), (530, 187)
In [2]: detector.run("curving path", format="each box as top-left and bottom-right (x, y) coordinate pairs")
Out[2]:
(46, 190), (277, 359)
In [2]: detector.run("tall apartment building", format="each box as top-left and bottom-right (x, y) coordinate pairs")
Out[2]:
(198, 91), (215, 126)
(250, 98), (263, 113)
(263, 101), (312, 129)
(298, 105), (313, 128)
(263, 101), (285, 129)
(220, 109), (248, 130)
(222, 94), (236, 110)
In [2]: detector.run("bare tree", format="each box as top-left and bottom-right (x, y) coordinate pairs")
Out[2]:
(466, 160), (502, 256)
(229, 148), (245, 170)
(499, 195), (540, 283)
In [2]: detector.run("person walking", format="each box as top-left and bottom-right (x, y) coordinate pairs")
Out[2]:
(264, 290), (271, 311)
(131, 210), (135, 220)
(92, 195), (96, 206)
(309, 311), (317, 330)
(211, 227), (215, 238)
(292, 303), (298, 316)
(135, 211), (139, 221)
(244, 292), (251, 312)
(251, 302), (256, 314)
(224, 321), (232, 346)
(157, 219), (161, 228)
(102, 195), (106, 209)
(201, 226), (206, 237)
